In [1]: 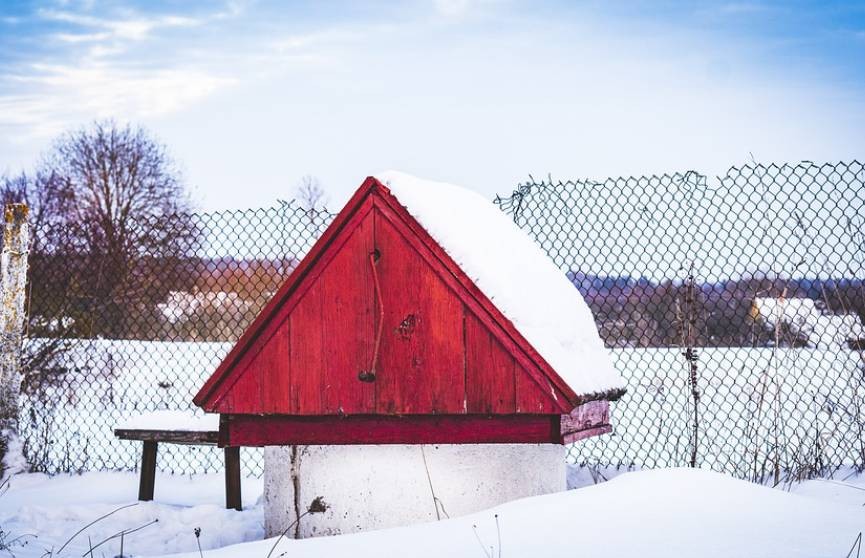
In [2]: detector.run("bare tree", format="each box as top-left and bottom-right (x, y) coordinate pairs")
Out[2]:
(294, 175), (328, 210)
(3, 120), (199, 340)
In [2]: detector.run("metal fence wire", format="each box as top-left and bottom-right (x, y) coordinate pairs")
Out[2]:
(18, 161), (865, 482)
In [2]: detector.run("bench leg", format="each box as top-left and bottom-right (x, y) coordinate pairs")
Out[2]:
(224, 446), (242, 511)
(139, 441), (158, 501)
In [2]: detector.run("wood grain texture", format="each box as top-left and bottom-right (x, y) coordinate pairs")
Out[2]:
(560, 401), (611, 443)
(222, 414), (560, 446)
(515, 362), (562, 413)
(561, 425), (612, 444)
(374, 210), (465, 414)
(560, 400), (609, 434)
(320, 211), (375, 414)
(261, 326), (290, 413)
(289, 280), (324, 414)
(465, 310), (516, 413)
(114, 429), (219, 444)
(215, 358), (261, 414)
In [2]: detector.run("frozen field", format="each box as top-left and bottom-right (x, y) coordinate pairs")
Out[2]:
(19, 339), (865, 477)
(580, 347), (865, 479)
(20, 339), (237, 474)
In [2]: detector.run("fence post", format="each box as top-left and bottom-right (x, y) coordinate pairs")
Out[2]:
(0, 203), (29, 477)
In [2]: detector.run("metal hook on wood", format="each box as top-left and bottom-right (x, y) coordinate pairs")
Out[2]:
(359, 249), (384, 383)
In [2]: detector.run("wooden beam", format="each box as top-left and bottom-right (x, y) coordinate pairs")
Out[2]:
(562, 424), (612, 444)
(221, 414), (562, 446)
(115, 429), (219, 445)
(138, 441), (158, 501)
(560, 401), (611, 444)
(224, 447), (242, 511)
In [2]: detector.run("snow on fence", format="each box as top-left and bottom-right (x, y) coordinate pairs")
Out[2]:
(16, 161), (865, 479)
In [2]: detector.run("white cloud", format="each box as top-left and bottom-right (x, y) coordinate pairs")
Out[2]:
(434, 0), (472, 17)
(40, 8), (202, 42)
(271, 29), (365, 52)
(0, 4), (242, 140)
(53, 31), (112, 43)
(0, 62), (234, 140)
(432, 0), (504, 19)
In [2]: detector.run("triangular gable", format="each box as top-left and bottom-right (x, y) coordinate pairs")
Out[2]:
(194, 177), (584, 415)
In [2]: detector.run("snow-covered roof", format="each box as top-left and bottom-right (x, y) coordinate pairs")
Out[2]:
(754, 297), (821, 328)
(754, 297), (865, 349)
(376, 171), (625, 399)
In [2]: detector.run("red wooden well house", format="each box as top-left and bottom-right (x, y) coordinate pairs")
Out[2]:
(194, 171), (625, 538)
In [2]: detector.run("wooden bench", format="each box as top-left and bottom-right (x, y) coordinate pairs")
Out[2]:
(114, 412), (242, 511)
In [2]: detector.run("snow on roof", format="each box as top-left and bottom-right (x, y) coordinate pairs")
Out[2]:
(377, 171), (625, 399)
(754, 297), (865, 349)
(754, 297), (821, 327)
(115, 410), (219, 432)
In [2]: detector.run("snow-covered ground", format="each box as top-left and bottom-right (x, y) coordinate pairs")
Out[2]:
(1, 466), (862, 558)
(0, 471), (263, 557)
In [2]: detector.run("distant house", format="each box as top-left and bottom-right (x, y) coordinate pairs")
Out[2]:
(752, 297), (865, 349)
(157, 291), (256, 325)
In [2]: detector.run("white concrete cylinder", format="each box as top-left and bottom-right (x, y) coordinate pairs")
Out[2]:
(263, 443), (565, 539)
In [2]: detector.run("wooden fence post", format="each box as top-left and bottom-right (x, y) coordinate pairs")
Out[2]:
(0, 204), (30, 476)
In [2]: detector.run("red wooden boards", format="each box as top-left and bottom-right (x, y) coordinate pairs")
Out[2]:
(560, 400), (612, 443)
(195, 177), (589, 425)
(374, 211), (465, 414)
(218, 401), (610, 446)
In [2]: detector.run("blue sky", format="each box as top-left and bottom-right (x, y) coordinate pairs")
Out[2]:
(1, 0), (863, 210)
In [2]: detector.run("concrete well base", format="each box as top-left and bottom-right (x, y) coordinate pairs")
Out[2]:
(263, 443), (565, 539)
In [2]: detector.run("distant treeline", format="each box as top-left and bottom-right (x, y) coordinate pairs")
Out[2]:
(26, 254), (294, 341)
(569, 272), (865, 348)
(25, 249), (865, 348)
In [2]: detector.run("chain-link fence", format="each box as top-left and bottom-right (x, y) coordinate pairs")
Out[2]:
(497, 161), (865, 483)
(20, 201), (334, 477)
(17, 161), (865, 482)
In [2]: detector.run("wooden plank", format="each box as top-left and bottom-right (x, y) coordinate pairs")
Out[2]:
(562, 425), (612, 444)
(115, 429), (219, 445)
(559, 401), (610, 443)
(464, 309), (517, 413)
(261, 325), (291, 413)
(224, 447), (242, 511)
(222, 414), (560, 446)
(374, 211), (465, 414)
(289, 281), (325, 414)
(560, 400), (609, 435)
(215, 361), (261, 413)
(515, 362), (562, 413)
(320, 211), (375, 414)
(138, 441), (158, 501)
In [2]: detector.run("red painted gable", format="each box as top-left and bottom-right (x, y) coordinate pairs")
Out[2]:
(194, 178), (586, 419)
